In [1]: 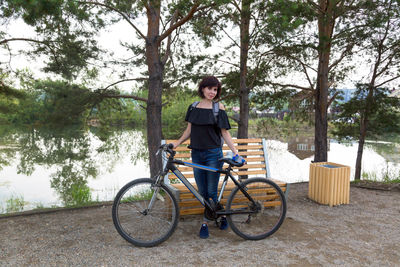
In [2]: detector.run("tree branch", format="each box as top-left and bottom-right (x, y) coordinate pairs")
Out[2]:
(161, 9), (179, 65)
(217, 23), (240, 49)
(100, 78), (147, 91)
(158, 2), (200, 43)
(0, 38), (53, 46)
(328, 43), (353, 72)
(268, 82), (314, 91)
(300, 61), (315, 90)
(218, 93), (237, 102)
(327, 91), (339, 108)
(375, 75), (400, 89)
(1, 37), (60, 67)
(100, 93), (148, 103)
(76, 1), (146, 39)
(230, 0), (241, 13)
(306, 0), (324, 13)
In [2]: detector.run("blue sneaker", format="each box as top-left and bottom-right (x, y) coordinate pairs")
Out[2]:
(199, 223), (209, 239)
(219, 217), (228, 230)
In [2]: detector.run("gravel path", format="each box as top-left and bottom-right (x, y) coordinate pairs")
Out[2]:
(1, 183), (399, 266)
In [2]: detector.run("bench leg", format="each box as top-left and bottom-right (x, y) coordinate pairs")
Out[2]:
(165, 184), (180, 201)
(285, 183), (290, 199)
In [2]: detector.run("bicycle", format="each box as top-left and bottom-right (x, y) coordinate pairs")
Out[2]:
(112, 143), (287, 247)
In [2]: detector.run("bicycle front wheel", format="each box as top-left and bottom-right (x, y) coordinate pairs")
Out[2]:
(226, 178), (287, 240)
(112, 178), (179, 247)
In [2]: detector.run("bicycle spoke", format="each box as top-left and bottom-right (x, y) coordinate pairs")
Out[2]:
(226, 178), (286, 240)
(112, 178), (179, 247)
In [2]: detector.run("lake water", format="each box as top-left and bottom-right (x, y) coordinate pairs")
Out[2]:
(1, 126), (399, 214)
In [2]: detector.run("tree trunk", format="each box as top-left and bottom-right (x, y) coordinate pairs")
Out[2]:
(146, 1), (164, 177)
(314, 56), (329, 162)
(354, 85), (374, 180)
(237, 0), (251, 139)
(354, 118), (367, 180)
(314, 0), (334, 162)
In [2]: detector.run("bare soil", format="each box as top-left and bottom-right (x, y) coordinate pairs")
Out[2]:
(1, 182), (399, 266)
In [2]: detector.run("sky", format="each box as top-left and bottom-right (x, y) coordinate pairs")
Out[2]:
(2, 16), (398, 94)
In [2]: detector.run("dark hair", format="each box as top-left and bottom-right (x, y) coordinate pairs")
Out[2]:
(198, 76), (222, 99)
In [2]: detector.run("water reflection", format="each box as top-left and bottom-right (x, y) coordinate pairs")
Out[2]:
(366, 141), (400, 163)
(0, 125), (149, 212)
(1, 127), (399, 214)
(287, 136), (331, 160)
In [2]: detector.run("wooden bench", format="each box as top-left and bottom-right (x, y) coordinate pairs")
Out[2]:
(162, 138), (288, 215)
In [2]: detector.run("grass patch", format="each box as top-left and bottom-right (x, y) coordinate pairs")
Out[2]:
(121, 189), (154, 202)
(121, 188), (168, 203)
(3, 195), (25, 213)
(65, 184), (93, 207)
(360, 167), (400, 184)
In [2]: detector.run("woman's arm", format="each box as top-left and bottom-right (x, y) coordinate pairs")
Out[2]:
(172, 123), (191, 149)
(221, 129), (238, 155)
(219, 102), (239, 155)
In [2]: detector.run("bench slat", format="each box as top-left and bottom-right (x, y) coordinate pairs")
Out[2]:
(172, 180), (287, 195)
(163, 138), (287, 216)
(167, 138), (263, 144)
(179, 200), (283, 215)
(174, 164), (267, 172)
(169, 169), (269, 179)
(175, 150), (264, 158)
(172, 157), (266, 163)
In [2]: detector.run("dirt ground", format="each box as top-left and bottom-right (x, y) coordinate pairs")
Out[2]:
(1, 182), (399, 266)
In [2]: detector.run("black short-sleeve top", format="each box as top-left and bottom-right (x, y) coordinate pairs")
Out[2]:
(185, 104), (231, 149)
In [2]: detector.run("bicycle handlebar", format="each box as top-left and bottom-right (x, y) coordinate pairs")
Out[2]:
(158, 143), (175, 156)
(158, 143), (246, 167)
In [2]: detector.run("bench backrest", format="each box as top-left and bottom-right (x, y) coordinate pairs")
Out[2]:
(162, 138), (271, 183)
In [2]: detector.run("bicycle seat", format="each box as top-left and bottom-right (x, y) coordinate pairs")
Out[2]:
(218, 157), (245, 167)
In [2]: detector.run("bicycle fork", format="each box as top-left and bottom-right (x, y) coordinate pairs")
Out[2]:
(140, 176), (164, 215)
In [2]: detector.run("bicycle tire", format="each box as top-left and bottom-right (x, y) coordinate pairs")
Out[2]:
(226, 177), (287, 240)
(112, 178), (179, 247)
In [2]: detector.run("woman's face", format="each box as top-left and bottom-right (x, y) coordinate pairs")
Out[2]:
(202, 86), (218, 100)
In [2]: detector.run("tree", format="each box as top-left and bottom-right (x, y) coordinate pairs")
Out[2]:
(0, 0), (100, 80)
(267, 0), (370, 162)
(333, 0), (400, 180)
(76, 1), (222, 176)
(190, 0), (304, 138)
(2, 1), (222, 176)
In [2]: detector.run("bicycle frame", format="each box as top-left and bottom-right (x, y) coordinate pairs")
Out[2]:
(162, 154), (258, 216)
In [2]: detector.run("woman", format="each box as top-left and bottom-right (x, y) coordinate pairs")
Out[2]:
(172, 76), (243, 239)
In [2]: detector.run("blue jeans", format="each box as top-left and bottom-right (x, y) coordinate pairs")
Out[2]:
(191, 147), (223, 204)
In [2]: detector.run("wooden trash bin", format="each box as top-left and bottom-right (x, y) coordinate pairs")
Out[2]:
(308, 162), (350, 207)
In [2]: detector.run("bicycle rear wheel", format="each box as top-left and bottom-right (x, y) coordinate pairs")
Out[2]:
(226, 177), (287, 240)
(112, 178), (179, 247)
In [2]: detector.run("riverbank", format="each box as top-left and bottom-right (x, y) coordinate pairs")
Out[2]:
(1, 182), (399, 266)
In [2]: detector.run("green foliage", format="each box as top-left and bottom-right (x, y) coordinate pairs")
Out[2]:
(94, 90), (147, 126)
(0, 73), (26, 117)
(122, 189), (154, 203)
(362, 165), (400, 184)
(252, 89), (295, 112)
(4, 195), (25, 213)
(0, 123), (150, 209)
(254, 117), (313, 141)
(332, 84), (400, 141)
(1, 0), (102, 80)
(68, 183), (92, 206)
(50, 163), (94, 206)
(162, 93), (197, 139)
(11, 79), (95, 125)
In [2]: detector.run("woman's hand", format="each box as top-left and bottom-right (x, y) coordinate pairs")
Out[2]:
(171, 141), (179, 149)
